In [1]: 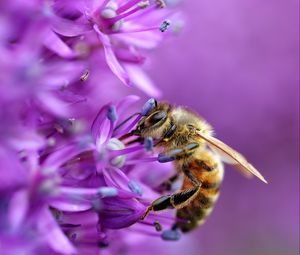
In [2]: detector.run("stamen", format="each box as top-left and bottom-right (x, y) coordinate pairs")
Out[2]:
(154, 221), (162, 231)
(161, 229), (181, 241)
(116, 26), (161, 33)
(125, 156), (158, 165)
(106, 0), (119, 11)
(54, 123), (64, 134)
(107, 105), (118, 122)
(141, 98), (157, 116)
(117, 0), (143, 14)
(155, 0), (166, 8)
(70, 233), (77, 241)
(106, 138), (126, 167)
(108, 4), (149, 24)
(100, 0), (112, 9)
(80, 70), (90, 82)
(144, 137), (153, 151)
(159, 20), (171, 32)
(128, 180), (143, 196)
(111, 20), (124, 32)
(47, 137), (56, 147)
(109, 144), (144, 157)
(98, 187), (118, 197)
(59, 186), (118, 198)
(101, 8), (117, 19)
(138, 1), (150, 9)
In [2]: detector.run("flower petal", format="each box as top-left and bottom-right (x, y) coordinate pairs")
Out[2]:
(43, 29), (76, 58)
(116, 95), (140, 117)
(91, 104), (109, 142)
(0, 147), (28, 191)
(93, 25), (131, 86)
(8, 190), (28, 230)
(52, 16), (92, 37)
(124, 64), (162, 97)
(37, 207), (77, 254)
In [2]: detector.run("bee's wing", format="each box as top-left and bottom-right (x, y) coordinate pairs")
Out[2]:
(197, 131), (267, 184)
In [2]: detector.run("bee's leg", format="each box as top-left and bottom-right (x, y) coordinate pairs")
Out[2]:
(141, 167), (202, 220)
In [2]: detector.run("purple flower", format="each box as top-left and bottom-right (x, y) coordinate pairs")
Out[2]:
(0, 1), (187, 253)
(47, 0), (181, 96)
(0, 97), (181, 255)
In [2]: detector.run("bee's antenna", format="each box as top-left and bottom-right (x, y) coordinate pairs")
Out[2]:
(114, 112), (140, 131)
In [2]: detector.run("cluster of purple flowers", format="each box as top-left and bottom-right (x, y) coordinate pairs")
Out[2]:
(0, 0), (183, 254)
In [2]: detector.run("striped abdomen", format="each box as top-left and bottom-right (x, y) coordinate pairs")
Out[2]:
(176, 151), (224, 232)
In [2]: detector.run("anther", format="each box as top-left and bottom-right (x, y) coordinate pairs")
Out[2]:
(54, 123), (64, 134)
(111, 20), (123, 31)
(161, 229), (181, 241)
(155, 0), (166, 8)
(159, 20), (171, 32)
(141, 98), (157, 116)
(98, 187), (118, 197)
(128, 180), (143, 196)
(106, 1), (119, 11)
(106, 138), (126, 167)
(80, 70), (90, 82)
(138, 0), (150, 9)
(144, 137), (154, 151)
(107, 105), (118, 122)
(154, 221), (162, 231)
(101, 8), (117, 19)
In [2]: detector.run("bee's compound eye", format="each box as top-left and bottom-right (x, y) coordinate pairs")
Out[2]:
(149, 111), (167, 125)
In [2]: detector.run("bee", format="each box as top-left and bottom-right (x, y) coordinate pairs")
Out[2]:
(129, 99), (267, 232)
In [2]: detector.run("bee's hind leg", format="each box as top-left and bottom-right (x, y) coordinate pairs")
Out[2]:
(141, 166), (202, 220)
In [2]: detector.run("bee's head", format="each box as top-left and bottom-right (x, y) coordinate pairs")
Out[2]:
(133, 99), (171, 139)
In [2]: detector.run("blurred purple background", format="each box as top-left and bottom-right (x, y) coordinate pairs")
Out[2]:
(138, 0), (299, 254)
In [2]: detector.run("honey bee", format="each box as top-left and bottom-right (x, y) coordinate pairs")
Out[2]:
(128, 99), (267, 232)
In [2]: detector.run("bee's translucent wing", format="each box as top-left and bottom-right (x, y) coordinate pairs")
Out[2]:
(197, 131), (267, 184)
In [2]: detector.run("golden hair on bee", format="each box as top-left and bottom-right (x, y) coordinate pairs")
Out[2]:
(131, 99), (267, 232)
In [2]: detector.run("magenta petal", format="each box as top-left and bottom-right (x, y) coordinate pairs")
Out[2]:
(42, 61), (85, 89)
(0, 147), (28, 191)
(93, 25), (131, 86)
(49, 198), (92, 212)
(96, 118), (113, 146)
(116, 95), (140, 116)
(8, 131), (45, 152)
(52, 16), (92, 37)
(8, 190), (28, 230)
(43, 143), (92, 169)
(91, 104), (115, 145)
(102, 167), (131, 192)
(100, 198), (145, 229)
(91, 104), (109, 142)
(37, 92), (69, 117)
(37, 207), (77, 254)
(124, 64), (162, 97)
(43, 30), (76, 58)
